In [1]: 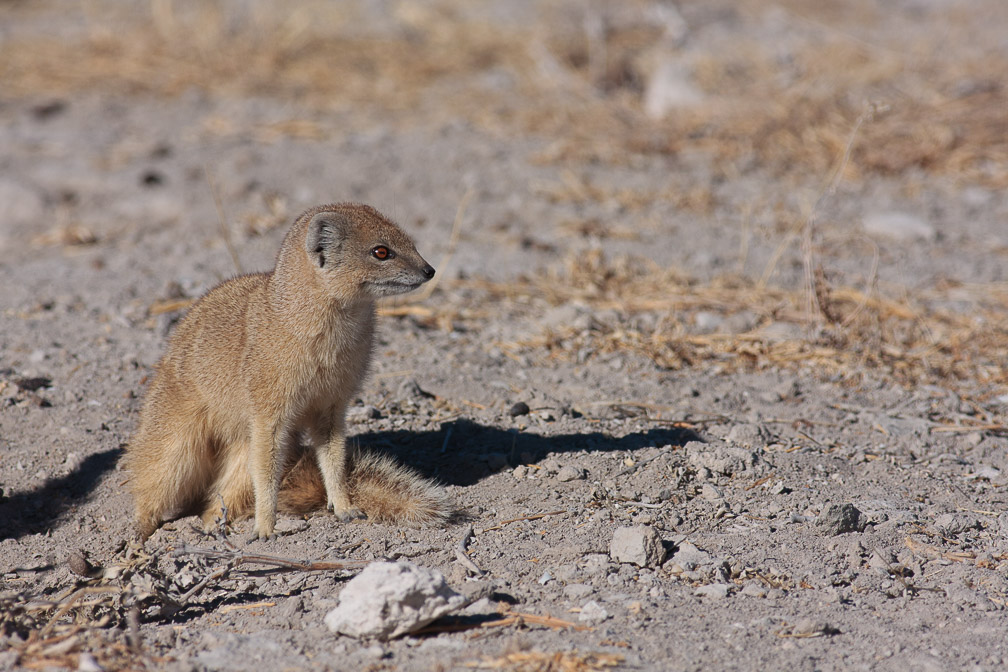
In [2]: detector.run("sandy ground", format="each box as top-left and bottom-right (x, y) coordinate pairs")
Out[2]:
(2, 1), (1008, 670)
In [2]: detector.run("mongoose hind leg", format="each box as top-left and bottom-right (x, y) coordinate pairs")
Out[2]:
(129, 412), (216, 540)
(201, 443), (254, 533)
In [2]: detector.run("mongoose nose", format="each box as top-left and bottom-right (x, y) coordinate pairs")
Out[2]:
(423, 264), (435, 279)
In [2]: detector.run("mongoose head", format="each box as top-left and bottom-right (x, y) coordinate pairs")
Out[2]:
(299, 203), (435, 302)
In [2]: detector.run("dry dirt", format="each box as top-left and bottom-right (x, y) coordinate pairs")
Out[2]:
(2, 1), (1008, 670)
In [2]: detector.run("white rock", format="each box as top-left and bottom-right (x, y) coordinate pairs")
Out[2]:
(578, 600), (609, 623)
(324, 561), (466, 640)
(609, 525), (667, 568)
(862, 211), (936, 242)
(77, 652), (104, 672)
(644, 61), (704, 119)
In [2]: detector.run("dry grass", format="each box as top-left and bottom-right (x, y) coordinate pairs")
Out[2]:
(2, 0), (1007, 184)
(466, 650), (624, 672)
(458, 250), (1008, 396)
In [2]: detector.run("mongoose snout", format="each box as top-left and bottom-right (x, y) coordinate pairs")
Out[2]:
(125, 203), (450, 541)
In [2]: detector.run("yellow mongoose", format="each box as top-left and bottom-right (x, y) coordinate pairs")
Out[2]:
(125, 203), (449, 540)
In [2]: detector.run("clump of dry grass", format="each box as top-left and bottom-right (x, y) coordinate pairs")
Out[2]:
(466, 650), (624, 672)
(472, 249), (1008, 395)
(3, 0), (1006, 184)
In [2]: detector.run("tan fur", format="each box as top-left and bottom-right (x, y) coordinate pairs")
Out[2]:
(125, 203), (447, 540)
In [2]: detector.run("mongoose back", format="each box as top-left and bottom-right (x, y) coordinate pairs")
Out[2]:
(126, 203), (448, 540)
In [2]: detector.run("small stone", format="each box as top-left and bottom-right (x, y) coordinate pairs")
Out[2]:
(863, 211), (936, 242)
(274, 518), (309, 536)
(512, 465), (528, 480)
(791, 618), (833, 636)
(643, 60), (704, 119)
(578, 600), (609, 623)
(817, 503), (868, 535)
(563, 583), (593, 600)
(77, 652), (103, 672)
(670, 541), (712, 571)
(701, 483), (724, 502)
(324, 561), (466, 640)
(693, 311), (724, 333)
(347, 405), (381, 422)
(508, 401), (530, 417)
(686, 441), (761, 475)
(740, 583), (766, 598)
(934, 512), (980, 536)
(398, 379), (433, 400)
(67, 551), (95, 578)
(582, 554), (612, 576)
(725, 424), (766, 448)
(556, 465), (586, 482)
(694, 584), (730, 599)
(609, 526), (667, 568)
(538, 571), (552, 585)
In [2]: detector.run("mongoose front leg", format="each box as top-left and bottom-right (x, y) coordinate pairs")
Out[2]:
(248, 420), (287, 541)
(316, 420), (364, 521)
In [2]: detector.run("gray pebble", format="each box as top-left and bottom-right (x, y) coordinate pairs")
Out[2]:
(557, 465), (586, 482)
(578, 600), (609, 623)
(610, 526), (667, 568)
(508, 401), (530, 417)
(347, 405), (381, 422)
(694, 583), (730, 599)
(817, 503), (868, 535)
(563, 583), (593, 600)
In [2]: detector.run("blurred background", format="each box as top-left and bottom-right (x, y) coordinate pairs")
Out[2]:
(1, 0), (1006, 391)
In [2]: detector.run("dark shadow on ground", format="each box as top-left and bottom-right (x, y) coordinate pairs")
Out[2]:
(350, 419), (701, 487)
(0, 446), (123, 541)
(0, 421), (695, 540)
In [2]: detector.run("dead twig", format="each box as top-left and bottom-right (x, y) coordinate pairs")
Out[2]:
(203, 165), (243, 274)
(171, 544), (371, 572)
(479, 510), (567, 533)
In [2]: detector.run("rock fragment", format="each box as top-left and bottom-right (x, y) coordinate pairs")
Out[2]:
(578, 600), (609, 623)
(508, 401), (530, 417)
(347, 405), (381, 422)
(609, 526), (667, 568)
(670, 541), (712, 571)
(324, 561), (466, 640)
(694, 584), (730, 599)
(556, 465), (586, 482)
(862, 211), (936, 242)
(817, 503), (868, 535)
(934, 512), (980, 537)
(686, 441), (761, 476)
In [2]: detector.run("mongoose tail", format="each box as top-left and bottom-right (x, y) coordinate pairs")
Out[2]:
(277, 449), (451, 525)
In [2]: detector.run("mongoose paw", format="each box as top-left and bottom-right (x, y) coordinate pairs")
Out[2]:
(328, 504), (366, 522)
(247, 529), (276, 544)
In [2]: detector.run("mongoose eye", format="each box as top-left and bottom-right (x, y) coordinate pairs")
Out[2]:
(371, 246), (393, 260)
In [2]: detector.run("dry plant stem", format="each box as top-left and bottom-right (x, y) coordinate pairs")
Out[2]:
(39, 587), (128, 637)
(204, 164), (243, 274)
(409, 187), (472, 302)
(171, 544), (372, 572)
(758, 104), (874, 294)
(479, 510), (567, 533)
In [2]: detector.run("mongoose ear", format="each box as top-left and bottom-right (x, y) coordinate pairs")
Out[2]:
(304, 212), (348, 268)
